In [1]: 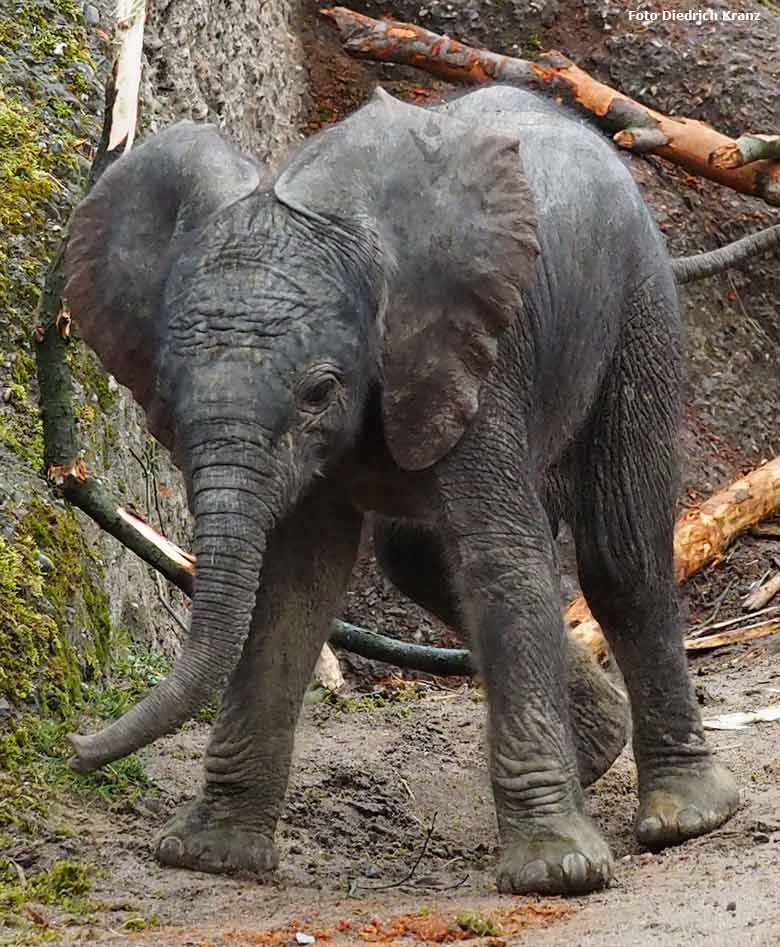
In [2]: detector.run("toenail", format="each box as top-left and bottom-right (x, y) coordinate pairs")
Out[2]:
(562, 852), (589, 885)
(158, 836), (184, 863)
(639, 816), (662, 837)
(677, 808), (703, 834)
(518, 859), (550, 887)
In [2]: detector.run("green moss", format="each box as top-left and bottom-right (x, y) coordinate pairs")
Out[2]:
(67, 346), (119, 414)
(121, 914), (160, 933)
(0, 0), (99, 468)
(322, 682), (425, 715)
(21, 496), (113, 687)
(0, 534), (60, 703)
(455, 911), (502, 938)
(0, 494), (116, 712)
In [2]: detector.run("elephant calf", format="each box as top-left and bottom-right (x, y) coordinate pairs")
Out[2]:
(64, 85), (740, 896)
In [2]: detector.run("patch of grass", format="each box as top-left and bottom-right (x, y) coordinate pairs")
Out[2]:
(323, 681), (426, 714)
(121, 913), (160, 932)
(0, 857), (92, 913)
(0, 857), (95, 944)
(83, 648), (170, 721)
(525, 32), (543, 54)
(0, 646), (174, 841)
(455, 910), (502, 938)
(0, 712), (151, 827)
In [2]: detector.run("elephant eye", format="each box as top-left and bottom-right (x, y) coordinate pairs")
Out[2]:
(299, 371), (341, 413)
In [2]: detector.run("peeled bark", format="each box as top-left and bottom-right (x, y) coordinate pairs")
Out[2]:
(69, 459), (273, 772)
(710, 135), (780, 170)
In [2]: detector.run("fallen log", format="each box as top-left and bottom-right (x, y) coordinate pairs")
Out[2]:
(567, 457), (780, 661)
(321, 6), (780, 207)
(673, 457), (780, 583)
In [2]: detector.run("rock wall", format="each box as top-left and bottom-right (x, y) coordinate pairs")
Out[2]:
(0, 0), (307, 708)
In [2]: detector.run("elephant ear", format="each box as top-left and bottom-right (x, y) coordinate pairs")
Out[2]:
(274, 87), (539, 470)
(65, 121), (263, 449)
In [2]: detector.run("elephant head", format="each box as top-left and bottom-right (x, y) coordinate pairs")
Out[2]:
(65, 88), (540, 772)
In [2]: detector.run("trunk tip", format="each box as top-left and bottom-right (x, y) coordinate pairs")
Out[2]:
(68, 732), (103, 774)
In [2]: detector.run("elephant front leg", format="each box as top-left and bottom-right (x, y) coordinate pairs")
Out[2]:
(438, 468), (613, 896)
(156, 486), (362, 875)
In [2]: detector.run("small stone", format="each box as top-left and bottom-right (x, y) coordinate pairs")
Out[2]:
(752, 833), (770, 845)
(726, 900), (736, 912)
(294, 934), (315, 945)
(83, 3), (99, 26)
(37, 552), (55, 574)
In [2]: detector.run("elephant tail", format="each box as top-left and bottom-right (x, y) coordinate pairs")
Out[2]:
(671, 223), (780, 284)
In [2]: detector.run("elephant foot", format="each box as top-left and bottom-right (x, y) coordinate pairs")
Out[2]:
(636, 760), (739, 851)
(496, 812), (613, 895)
(156, 797), (278, 875)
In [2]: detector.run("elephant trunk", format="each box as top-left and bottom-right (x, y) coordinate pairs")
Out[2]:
(68, 444), (278, 773)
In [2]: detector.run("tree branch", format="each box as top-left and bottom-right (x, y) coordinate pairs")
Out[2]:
(320, 6), (780, 207)
(710, 134), (780, 170)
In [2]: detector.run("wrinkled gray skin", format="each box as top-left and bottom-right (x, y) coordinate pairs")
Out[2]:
(65, 86), (739, 896)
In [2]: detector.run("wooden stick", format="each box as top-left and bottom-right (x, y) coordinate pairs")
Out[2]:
(108, 0), (147, 153)
(743, 573), (780, 612)
(320, 6), (780, 207)
(686, 618), (780, 652)
(750, 522), (780, 538)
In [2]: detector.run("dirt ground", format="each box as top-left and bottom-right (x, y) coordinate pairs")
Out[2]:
(23, 588), (780, 947)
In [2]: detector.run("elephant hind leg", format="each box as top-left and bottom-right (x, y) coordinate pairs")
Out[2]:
(373, 518), (462, 628)
(573, 280), (738, 850)
(373, 518), (627, 787)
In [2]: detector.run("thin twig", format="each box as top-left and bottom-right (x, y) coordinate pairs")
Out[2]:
(687, 577), (737, 636)
(154, 579), (187, 634)
(349, 812), (438, 895)
(688, 603), (780, 638)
